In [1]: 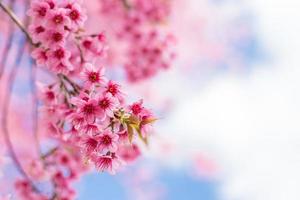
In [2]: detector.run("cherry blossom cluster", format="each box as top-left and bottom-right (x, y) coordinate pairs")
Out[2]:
(99, 0), (176, 82)
(12, 0), (156, 199)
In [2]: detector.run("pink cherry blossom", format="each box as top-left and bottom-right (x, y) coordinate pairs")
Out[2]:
(97, 94), (118, 119)
(94, 154), (122, 175)
(104, 80), (125, 102)
(26, 1), (50, 22)
(97, 130), (119, 152)
(74, 97), (101, 123)
(81, 63), (107, 87)
(31, 48), (48, 66)
(46, 8), (71, 29)
(28, 24), (46, 43)
(65, 3), (87, 29)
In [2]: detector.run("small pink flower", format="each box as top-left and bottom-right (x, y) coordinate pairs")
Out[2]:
(81, 136), (99, 154)
(44, 28), (68, 47)
(52, 62), (74, 74)
(93, 154), (122, 174)
(27, 1), (50, 22)
(81, 35), (108, 60)
(73, 97), (101, 123)
(28, 24), (46, 43)
(81, 63), (107, 87)
(104, 80), (125, 102)
(46, 8), (71, 29)
(31, 48), (48, 66)
(97, 130), (119, 152)
(37, 82), (57, 105)
(129, 100), (144, 116)
(66, 3), (87, 29)
(81, 123), (99, 135)
(45, 0), (56, 9)
(69, 113), (86, 130)
(97, 94), (118, 119)
(47, 46), (71, 68)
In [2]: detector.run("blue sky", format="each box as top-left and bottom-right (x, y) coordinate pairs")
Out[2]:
(77, 166), (218, 200)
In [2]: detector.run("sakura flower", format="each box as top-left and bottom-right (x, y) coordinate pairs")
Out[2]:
(31, 48), (48, 66)
(104, 80), (125, 102)
(97, 130), (119, 152)
(46, 46), (72, 70)
(44, 28), (68, 47)
(81, 63), (107, 87)
(53, 62), (74, 74)
(81, 136), (99, 154)
(28, 24), (46, 43)
(66, 3), (87, 29)
(37, 82), (58, 105)
(73, 97), (101, 123)
(97, 94), (118, 119)
(45, 0), (56, 9)
(81, 35), (108, 60)
(68, 113), (86, 130)
(94, 154), (122, 174)
(52, 171), (68, 188)
(129, 100), (144, 116)
(46, 8), (71, 29)
(81, 123), (99, 135)
(26, 1), (50, 22)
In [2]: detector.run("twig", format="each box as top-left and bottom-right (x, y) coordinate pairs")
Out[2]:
(0, 0), (38, 47)
(58, 74), (81, 94)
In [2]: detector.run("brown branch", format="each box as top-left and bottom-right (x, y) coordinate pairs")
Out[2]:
(0, 1), (38, 47)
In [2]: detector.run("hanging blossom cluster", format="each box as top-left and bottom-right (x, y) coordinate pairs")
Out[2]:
(99, 0), (176, 82)
(12, 0), (156, 199)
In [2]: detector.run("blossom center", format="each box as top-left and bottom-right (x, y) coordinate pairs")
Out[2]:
(83, 104), (95, 114)
(69, 10), (80, 21)
(54, 49), (65, 59)
(88, 72), (99, 82)
(83, 40), (92, 49)
(99, 99), (110, 109)
(132, 104), (142, 115)
(108, 85), (117, 95)
(38, 7), (47, 17)
(35, 26), (45, 34)
(101, 135), (112, 145)
(46, 91), (55, 100)
(52, 32), (63, 42)
(53, 14), (63, 24)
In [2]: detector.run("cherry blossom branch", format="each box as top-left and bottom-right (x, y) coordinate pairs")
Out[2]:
(0, 1), (37, 47)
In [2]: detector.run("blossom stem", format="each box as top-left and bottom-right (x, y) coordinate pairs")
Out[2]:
(0, 0), (38, 47)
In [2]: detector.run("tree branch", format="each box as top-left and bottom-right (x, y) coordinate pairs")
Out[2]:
(0, 1), (38, 47)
